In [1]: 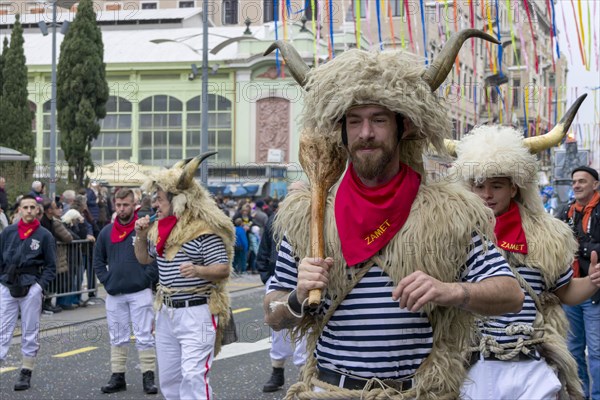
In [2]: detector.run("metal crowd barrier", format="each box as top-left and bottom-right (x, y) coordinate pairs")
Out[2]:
(46, 239), (98, 299)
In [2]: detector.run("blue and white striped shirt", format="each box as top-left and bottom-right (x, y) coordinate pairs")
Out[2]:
(478, 264), (572, 345)
(268, 234), (514, 379)
(150, 234), (229, 302)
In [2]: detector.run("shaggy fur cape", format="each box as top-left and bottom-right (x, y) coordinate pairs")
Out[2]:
(274, 179), (496, 399)
(142, 167), (235, 356)
(452, 126), (583, 399)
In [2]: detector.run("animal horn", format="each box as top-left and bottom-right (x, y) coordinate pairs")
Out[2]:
(522, 94), (587, 153)
(171, 157), (194, 169)
(176, 151), (217, 190)
(264, 40), (310, 87)
(422, 29), (500, 91)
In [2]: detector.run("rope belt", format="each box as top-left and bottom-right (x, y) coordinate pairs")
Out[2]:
(470, 324), (546, 361)
(154, 284), (214, 311)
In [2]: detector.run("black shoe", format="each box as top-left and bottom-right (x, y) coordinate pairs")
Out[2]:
(59, 304), (76, 311)
(262, 367), (285, 392)
(142, 371), (158, 394)
(14, 369), (32, 391)
(43, 299), (63, 313)
(101, 373), (126, 394)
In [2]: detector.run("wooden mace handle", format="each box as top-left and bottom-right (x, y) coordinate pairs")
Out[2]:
(308, 185), (327, 307)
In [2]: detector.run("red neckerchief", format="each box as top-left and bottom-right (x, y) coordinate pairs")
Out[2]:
(156, 215), (178, 257)
(494, 200), (528, 255)
(18, 219), (40, 240)
(111, 214), (138, 243)
(335, 162), (421, 266)
(568, 191), (600, 234)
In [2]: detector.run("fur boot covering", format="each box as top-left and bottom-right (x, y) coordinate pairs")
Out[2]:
(142, 159), (235, 356)
(273, 179), (496, 399)
(452, 126), (583, 399)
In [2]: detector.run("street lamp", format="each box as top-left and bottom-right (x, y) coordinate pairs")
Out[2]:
(38, 0), (69, 199)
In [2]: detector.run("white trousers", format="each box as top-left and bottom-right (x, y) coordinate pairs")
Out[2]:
(106, 289), (155, 350)
(0, 283), (43, 360)
(156, 304), (217, 400)
(270, 328), (308, 367)
(461, 357), (562, 399)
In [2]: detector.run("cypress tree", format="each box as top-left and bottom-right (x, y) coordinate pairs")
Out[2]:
(0, 37), (8, 101)
(0, 15), (34, 162)
(57, 0), (109, 187)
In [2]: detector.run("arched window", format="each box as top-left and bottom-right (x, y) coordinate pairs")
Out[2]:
(91, 96), (133, 164)
(186, 94), (232, 163)
(139, 95), (183, 167)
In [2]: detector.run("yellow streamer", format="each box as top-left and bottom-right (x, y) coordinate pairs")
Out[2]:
(312, 0), (317, 66)
(506, 0), (519, 66)
(485, 0), (496, 74)
(356, 0), (362, 49)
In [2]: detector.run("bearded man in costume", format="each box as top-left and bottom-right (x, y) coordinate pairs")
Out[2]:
(450, 102), (600, 399)
(262, 30), (524, 400)
(134, 153), (235, 400)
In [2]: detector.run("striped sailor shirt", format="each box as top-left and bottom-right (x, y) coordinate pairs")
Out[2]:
(149, 234), (229, 302)
(268, 233), (514, 379)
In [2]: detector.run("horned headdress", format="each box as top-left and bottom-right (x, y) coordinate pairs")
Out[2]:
(265, 29), (500, 176)
(450, 94), (587, 214)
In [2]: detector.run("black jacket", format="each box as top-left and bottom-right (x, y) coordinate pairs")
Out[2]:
(557, 199), (600, 304)
(256, 215), (278, 285)
(0, 224), (56, 290)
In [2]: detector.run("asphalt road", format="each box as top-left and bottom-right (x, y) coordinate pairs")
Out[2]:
(0, 287), (301, 400)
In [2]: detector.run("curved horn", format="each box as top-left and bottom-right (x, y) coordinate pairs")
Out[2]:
(444, 139), (459, 157)
(523, 94), (588, 153)
(264, 40), (310, 87)
(176, 151), (218, 190)
(171, 157), (194, 169)
(422, 29), (500, 91)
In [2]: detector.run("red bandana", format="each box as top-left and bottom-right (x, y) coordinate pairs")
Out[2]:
(18, 219), (40, 240)
(111, 214), (138, 243)
(494, 201), (528, 254)
(335, 163), (421, 266)
(156, 215), (178, 257)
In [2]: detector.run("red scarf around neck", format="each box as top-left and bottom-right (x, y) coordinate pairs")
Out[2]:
(335, 163), (421, 266)
(156, 215), (178, 257)
(18, 219), (40, 240)
(494, 200), (528, 255)
(568, 191), (600, 234)
(111, 214), (138, 243)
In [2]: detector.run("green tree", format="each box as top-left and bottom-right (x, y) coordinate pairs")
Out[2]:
(57, 0), (108, 188)
(0, 37), (8, 100)
(0, 15), (34, 158)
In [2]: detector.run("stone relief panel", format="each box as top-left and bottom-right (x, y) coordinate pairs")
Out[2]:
(256, 97), (290, 163)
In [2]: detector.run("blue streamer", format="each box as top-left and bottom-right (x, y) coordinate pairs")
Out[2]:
(550, 0), (560, 58)
(274, 0), (280, 76)
(286, 0), (292, 16)
(329, 0), (335, 58)
(419, 0), (428, 65)
(376, 0), (383, 50)
(495, 0), (503, 76)
(522, 92), (528, 136)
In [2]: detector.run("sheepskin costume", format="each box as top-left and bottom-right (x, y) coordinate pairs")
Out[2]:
(451, 126), (583, 399)
(267, 30), (504, 400)
(141, 155), (235, 356)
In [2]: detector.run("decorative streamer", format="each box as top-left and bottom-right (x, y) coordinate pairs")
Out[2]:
(594, 0), (599, 71)
(577, 0), (585, 48)
(404, 0), (415, 52)
(365, 0), (373, 50)
(570, 0), (586, 66)
(560, 0), (574, 63)
(375, 0), (383, 50)
(522, 0), (539, 74)
(496, 86), (505, 124)
(311, 0), (317, 66)
(523, 86), (529, 136)
(548, 87), (553, 129)
(354, 0), (361, 49)
(435, 2), (444, 44)
(517, 22), (530, 72)
(545, 0), (556, 71)
(328, 0), (334, 58)
(388, 0), (396, 48)
(506, 0), (520, 66)
(494, 0), (502, 75)
(586, 0), (591, 70)
(282, 0), (288, 43)
(400, 0), (406, 49)
(454, 0), (460, 76)
(444, 0), (450, 41)
(550, 0), (560, 59)
(274, 0), (281, 77)
(419, 0), (428, 64)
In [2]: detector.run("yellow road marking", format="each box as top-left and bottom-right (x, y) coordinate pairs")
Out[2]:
(0, 367), (17, 374)
(232, 308), (251, 314)
(53, 346), (98, 358)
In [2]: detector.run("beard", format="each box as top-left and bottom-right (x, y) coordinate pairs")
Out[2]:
(349, 139), (397, 180)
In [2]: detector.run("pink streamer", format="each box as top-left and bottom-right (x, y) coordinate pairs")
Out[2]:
(517, 23), (530, 72)
(560, 0), (574, 64)
(594, 0), (599, 71)
(365, 0), (373, 50)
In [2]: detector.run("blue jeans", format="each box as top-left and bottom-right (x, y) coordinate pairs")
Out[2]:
(564, 300), (600, 399)
(233, 248), (247, 274)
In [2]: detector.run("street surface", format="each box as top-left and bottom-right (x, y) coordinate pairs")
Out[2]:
(0, 287), (301, 400)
